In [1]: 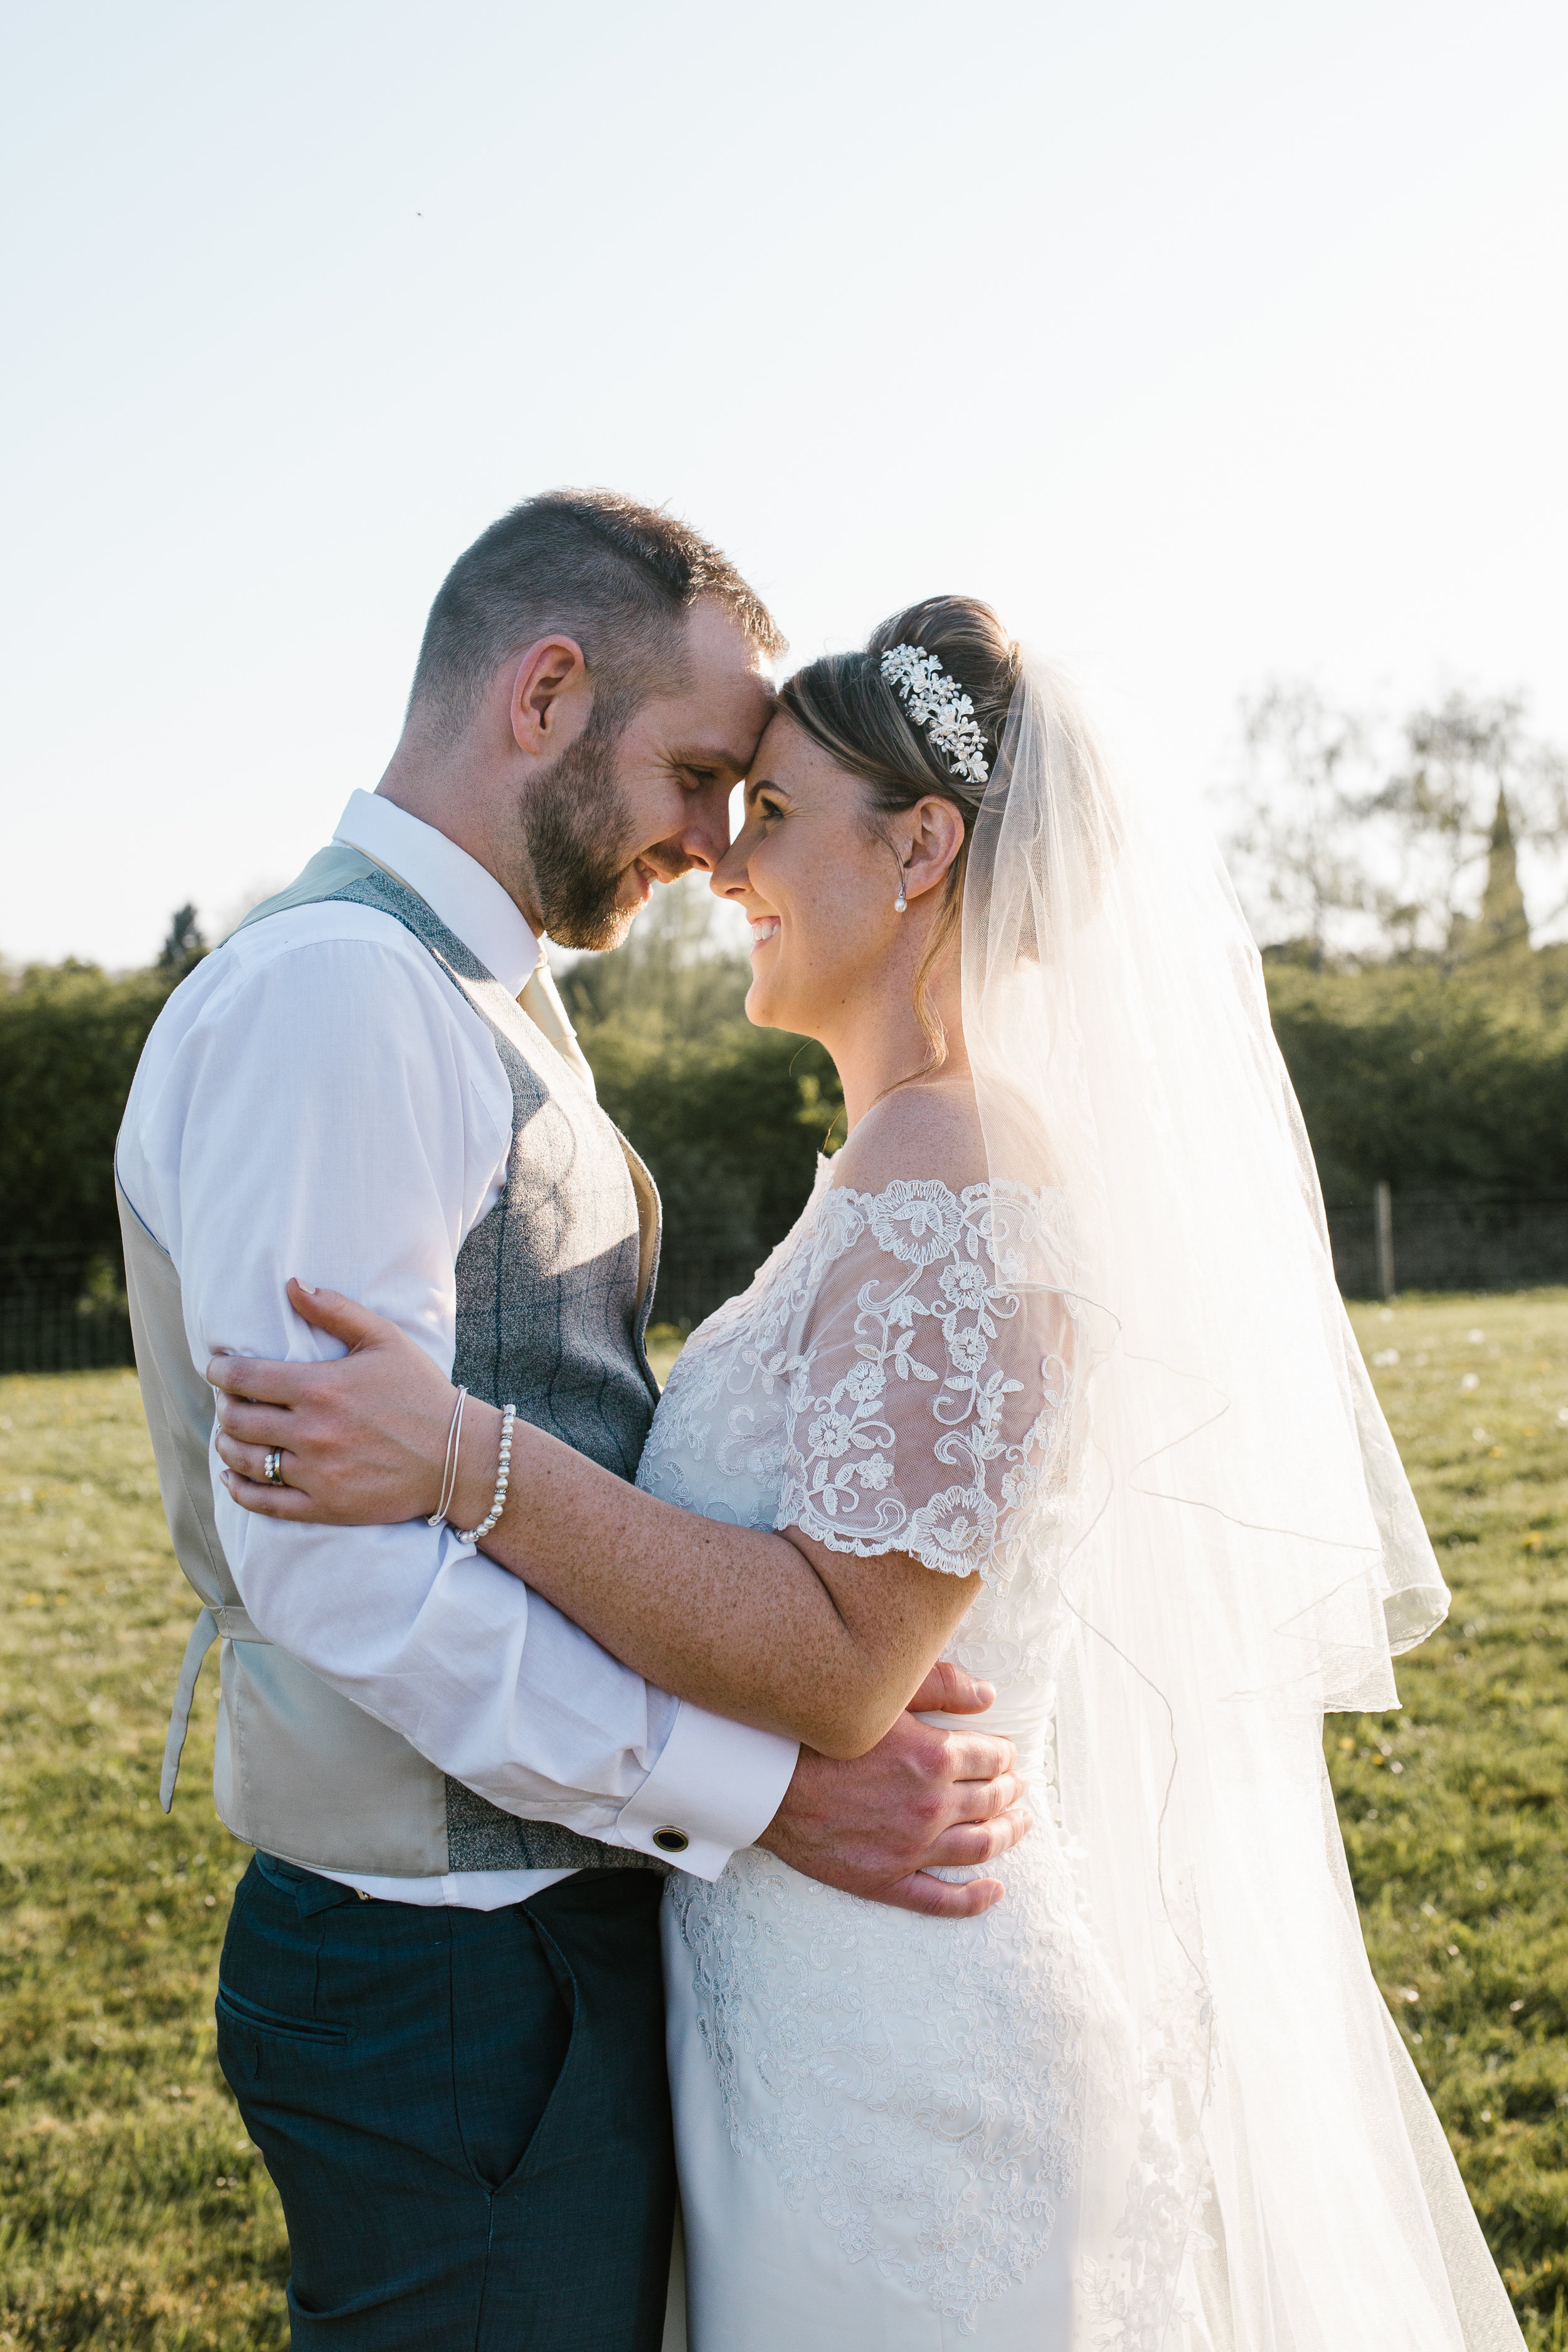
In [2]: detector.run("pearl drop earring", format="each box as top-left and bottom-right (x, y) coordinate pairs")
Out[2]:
(894, 868), (908, 914)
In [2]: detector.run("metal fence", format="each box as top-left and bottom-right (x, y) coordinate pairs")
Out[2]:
(0, 1248), (135, 1375)
(652, 1201), (1568, 1332)
(647, 1251), (761, 1333)
(1325, 1191), (1568, 1300)
(0, 1239), (765, 1374)
(6, 1202), (1565, 1375)
(0, 1239), (761, 1375)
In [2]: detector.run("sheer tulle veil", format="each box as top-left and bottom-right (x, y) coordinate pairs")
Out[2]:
(963, 662), (1524, 2348)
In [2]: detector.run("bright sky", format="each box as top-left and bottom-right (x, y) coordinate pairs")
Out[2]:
(4, 0), (1565, 968)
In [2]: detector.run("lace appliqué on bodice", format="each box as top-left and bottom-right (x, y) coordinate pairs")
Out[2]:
(637, 1167), (1073, 1587)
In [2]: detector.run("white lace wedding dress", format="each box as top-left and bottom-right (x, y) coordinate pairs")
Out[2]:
(638, 1156), (1135, 2349)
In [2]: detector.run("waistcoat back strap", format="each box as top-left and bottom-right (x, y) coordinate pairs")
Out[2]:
(159, 1601), (272, 1813)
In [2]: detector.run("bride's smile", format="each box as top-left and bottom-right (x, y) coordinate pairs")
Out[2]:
(718, 712), (904, 1044)
(714, 706), (969, 1130)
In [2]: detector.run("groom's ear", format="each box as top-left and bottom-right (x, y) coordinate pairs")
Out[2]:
(508, 635), (590, 761)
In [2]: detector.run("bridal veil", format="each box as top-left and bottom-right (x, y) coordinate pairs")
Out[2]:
(963, 664), (1524, 2349)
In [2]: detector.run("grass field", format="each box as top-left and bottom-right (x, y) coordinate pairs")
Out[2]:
(1, 1296), (1565, 2346)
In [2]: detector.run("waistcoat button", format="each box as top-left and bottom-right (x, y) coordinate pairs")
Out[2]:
(652, 1826), (690, 1855)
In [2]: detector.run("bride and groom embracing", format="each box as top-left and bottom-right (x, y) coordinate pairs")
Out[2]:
(118, 491), (1523, 2350)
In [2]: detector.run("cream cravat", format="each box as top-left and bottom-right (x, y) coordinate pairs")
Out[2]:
(518, 961), (597, 1098)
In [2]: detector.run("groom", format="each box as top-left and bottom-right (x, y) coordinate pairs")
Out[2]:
(115, 490), (1028, 2349)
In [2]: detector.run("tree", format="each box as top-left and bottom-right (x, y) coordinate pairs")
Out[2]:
(156, 903), (208, 979)
(0, 960), (171, 1262)
(556, 872), (751, 1037)
(1222, 683), (1568, 967)
(2, 906), (206, 1266)
(1263, 956), (1568, 1199)
(1221, 684), (1381, 963)
(1373, 692), (1568, 966)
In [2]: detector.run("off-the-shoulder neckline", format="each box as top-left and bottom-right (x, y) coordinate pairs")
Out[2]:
(812, 1163), (1064, 1208)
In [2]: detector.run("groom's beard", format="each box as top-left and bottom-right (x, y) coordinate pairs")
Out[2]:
(522, 719), (641, 952)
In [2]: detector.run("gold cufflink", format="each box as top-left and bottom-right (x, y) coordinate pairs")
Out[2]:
(652, 1826), (690, 1855)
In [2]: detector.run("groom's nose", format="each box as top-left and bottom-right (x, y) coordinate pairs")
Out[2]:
(645, 777), (735, 879)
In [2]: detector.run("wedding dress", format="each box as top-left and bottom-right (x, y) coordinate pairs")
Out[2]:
(642, 661), (1523, 2349)
(641, 1150), (1129, 2346)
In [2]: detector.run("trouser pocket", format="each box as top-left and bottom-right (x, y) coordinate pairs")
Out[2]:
(216, 1983), (351, 2047)
(215, 1862), (352, 2089)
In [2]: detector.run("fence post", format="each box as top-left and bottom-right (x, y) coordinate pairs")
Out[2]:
(1374, 1181), (1395, 1300)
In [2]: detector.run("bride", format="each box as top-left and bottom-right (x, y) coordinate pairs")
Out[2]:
(211, 598), (1523, 2349)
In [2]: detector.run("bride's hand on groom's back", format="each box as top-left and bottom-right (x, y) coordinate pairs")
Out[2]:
(756, 1663), (1032, 1920)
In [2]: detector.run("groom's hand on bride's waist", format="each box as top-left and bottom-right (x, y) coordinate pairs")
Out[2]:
(755, 1663), (1030, 1919)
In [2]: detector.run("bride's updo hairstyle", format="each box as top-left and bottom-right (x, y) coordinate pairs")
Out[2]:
(778, 595), (1022, 1061)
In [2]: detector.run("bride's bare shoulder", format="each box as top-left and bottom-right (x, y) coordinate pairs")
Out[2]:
(828, 1076), (988, 1199)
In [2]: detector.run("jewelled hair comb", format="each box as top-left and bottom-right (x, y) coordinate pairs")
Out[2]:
(879, 644), (991, 788)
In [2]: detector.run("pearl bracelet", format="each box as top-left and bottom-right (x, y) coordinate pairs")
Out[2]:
(458, 1402), (516, 1544)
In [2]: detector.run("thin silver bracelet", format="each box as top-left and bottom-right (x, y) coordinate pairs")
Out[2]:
(428, 1387), (468, 1528)
(458, 1402), (516, 1544)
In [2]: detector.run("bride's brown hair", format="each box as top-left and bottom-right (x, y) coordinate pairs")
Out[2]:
(778, 595), (1022, 1064)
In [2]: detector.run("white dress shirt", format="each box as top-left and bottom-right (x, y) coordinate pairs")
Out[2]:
(116, 788), (798, 1907)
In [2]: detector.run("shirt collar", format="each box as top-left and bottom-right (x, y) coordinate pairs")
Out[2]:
(332, 790), (543, 995)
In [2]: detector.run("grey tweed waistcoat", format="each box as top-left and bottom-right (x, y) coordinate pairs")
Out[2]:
(121, 842), (668, 1880)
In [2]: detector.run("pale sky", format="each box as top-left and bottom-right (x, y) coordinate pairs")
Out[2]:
(4, 0), (1565, 968)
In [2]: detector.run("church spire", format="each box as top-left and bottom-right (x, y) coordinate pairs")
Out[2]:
(1478, 787), (1530, 958)
(1446, 787), (1530, 966)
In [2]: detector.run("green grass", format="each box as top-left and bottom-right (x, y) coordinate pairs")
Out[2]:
(644, 1320), (687, 1391)
(0, 1369), (286, 2348)
(1338, 1293), (1568, 2347)
(1, 1300), (1565, 2345)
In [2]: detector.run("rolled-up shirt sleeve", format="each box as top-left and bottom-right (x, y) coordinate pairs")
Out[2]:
(122, 911), (796, 1876)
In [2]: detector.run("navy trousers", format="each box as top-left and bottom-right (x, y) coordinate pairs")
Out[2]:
(216, 1853), (676, 2349)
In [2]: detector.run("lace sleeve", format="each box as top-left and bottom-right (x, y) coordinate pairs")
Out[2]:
(773, 1178), (1071, 1588)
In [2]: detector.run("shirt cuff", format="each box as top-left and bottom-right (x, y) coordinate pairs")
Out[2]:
(612, 1702), (798, 1880)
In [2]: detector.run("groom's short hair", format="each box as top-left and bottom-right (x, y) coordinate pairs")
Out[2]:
(408, 489), (784, 739)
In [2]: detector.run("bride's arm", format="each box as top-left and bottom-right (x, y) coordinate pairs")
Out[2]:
(211, 1282), (976, 1761)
